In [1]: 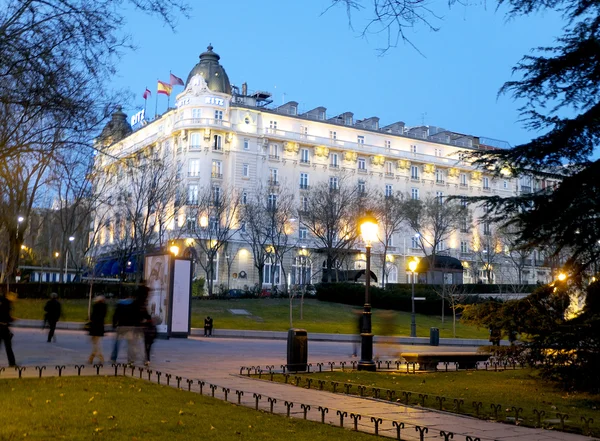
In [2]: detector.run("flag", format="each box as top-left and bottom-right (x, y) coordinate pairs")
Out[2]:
(170, 73), (184, 86)
(143, 88), (151, 100)
(157, 80), (172, 96)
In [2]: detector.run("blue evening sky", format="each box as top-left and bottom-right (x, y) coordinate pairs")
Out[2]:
(115, 1), (564, 147)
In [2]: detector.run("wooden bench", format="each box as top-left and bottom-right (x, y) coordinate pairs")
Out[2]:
(400, 352), (490, 371)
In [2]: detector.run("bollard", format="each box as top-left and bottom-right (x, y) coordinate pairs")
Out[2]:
(386, 390), (396, 401)
(490, 403), (501, 420)
(371, 417), (382, 436)
(436, 396), (446, 410)
(306, 378), (313, 389)
(556, 412), (569, 431)
(351, 360), (357, 369)
(395, 360), (401, 370)
(138, 367), (144, 379)
(121, 364), (127, 376)
(236, 390), (244, 404)
(393, 421), (404, 440)
(385, 360), (392, 370)
(281, 364), (287, 374)
(75, 365), (85, 376)
(55, 365), (65, 377)
(165, 373), (172, 385)
(176, 376), (182, 389)
(511, 406), (523, 424)
(146, 369), (153, 381)
(209, 384), (217, 397)
(130, 365), (136, 376)
(372, 387), (380, 398)
(318, 380), (325, 391)
(454, 398), (464, 413)
(340, 361), (346, 371)
(316, 362), (323, 372)
(16, 366), (26, 378)
(198, 380), (205, 395)
(337, 410), (347, 427)
(472, 401), (483, 417)
(581, 416), (594, 436)
(533, 409), (545, 428)
(419, 393), (428, 406)
(253, 393), (262, 410)
(328, 361), (335, 371)
(268, 397), (276, 413)
(36, 366), (46, 378)
(301, 404), (310, 419)
(222, 387), (230, 401)
(318, 406), (328, 423)
(186, 379), (193, 391)
(415, 426), (428, 441)
(156, 371), (162, 384)
(285, 401), (293, 417)
(331, 381), (339, 393)
(307, 363), (312, 373)
(350, 413), (361, 431)
(440, 430), (454, 440)
(295, 376), (302, 387)
(401, 391), (412, 404)
(344, 384), (352, 394)
(358, 385), (366, 396)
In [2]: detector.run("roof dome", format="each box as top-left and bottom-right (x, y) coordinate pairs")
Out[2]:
(185, 44), (231, 94)
(98, 106), (132, 145)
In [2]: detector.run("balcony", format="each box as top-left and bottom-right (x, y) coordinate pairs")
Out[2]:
(268, 154), (280, 161)
(357, 168), (368, 174)
(385, 172), (395, 178)
(459, 183), (468, 188)
(187, 172), (200, 178)
(300, 159), (311, 165)
(173, 117), (232, 131)
(330, 163), (339, 169)
(436, 180), (445, 185)
(269, 179), (280, 187)
(211, 172), (223, 179)
(299, 184), (310, 190)
(483, 186), (491, 192)
(521, 186), (532, 194)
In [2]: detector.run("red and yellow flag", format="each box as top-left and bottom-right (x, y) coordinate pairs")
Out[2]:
(157, 80), (172, 96)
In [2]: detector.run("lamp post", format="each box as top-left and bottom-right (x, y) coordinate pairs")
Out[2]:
(358, 211), (378, 372)
(409, 259), (419, 338)
(64, 236), (75, 282)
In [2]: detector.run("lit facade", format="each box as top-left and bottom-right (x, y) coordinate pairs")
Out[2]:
(93, 45), (557, 291)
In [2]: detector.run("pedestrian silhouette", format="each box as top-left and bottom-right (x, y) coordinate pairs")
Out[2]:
(44, 292), (62, 343)
(0, 292), (17, 366)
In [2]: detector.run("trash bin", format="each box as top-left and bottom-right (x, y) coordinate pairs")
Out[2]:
(430, 327), (440, 346)
(287, 328), (308, 372)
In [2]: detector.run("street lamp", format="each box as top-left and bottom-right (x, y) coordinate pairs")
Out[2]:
(170, 245), (180, 257)
(408, 258), (419, 338)
(358, 211), (378, 372)
(64, 236), (75, 282)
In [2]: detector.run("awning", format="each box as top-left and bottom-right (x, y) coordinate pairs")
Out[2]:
(418, 256), (463, 272)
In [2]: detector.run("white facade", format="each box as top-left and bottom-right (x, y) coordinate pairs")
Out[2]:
(92, 47), (556, 291)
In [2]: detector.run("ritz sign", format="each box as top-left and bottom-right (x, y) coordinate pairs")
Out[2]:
(130, 109), (145, 129)
(205, 97), (225, 106)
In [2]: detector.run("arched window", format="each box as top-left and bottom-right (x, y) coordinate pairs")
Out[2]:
(263, 256), (280, 286)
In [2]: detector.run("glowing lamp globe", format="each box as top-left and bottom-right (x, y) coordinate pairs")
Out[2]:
(359, 212), (378, 245)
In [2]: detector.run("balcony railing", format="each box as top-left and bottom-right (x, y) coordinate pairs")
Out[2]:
(211, 172), (223, 179)
(299, 184), (310, 190)
(268, 154), (280, 160)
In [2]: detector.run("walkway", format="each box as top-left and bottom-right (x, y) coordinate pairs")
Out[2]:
(0, 328), (595, 441)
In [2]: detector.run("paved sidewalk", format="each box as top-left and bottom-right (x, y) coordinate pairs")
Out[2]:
(0, 328), (595, 441)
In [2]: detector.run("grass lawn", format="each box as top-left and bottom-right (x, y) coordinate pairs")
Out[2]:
(13, 298), (488, 338)
(262, 369), (600, 436)
(0, 376), (375, 441)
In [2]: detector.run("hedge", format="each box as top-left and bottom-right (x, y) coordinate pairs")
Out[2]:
(315, 283), (525, 316)
(2, 282), (141, 299)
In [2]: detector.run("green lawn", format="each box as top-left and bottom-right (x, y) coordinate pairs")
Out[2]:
(13, 298), (488, 338)
(263, 369), (600, 436)
(0, 376), (374, 440)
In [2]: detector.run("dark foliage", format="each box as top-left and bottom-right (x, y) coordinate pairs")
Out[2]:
(463, 281), (600, 392)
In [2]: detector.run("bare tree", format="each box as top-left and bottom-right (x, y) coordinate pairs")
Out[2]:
(404, 194), (468, 278)
(187, 185), (240, 296)
(107, 151), (180, 282)
(300, 173), (365, 282)
(472, 227), (502, 284)
(373, 190), (406, 287)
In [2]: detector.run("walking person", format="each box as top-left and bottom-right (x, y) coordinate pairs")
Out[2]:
(0, 292), (17, 367)
(111, 296), (135, 364)
(87, 295), (107, 364)
(44, 293), (62, 343)
(143, 316), (157, 365)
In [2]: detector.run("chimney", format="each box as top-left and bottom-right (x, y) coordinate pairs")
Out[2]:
(242, 82), (248, 96)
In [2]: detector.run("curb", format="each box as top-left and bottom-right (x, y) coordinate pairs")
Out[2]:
(13, 319), (500, 347)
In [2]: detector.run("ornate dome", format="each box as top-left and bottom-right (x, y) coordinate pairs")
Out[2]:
(185, 44), (232, 95)
(98, 106), (132, 145)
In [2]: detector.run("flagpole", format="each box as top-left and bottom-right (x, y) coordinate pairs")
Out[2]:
(154, 80), (158, 119)
(167, 71), (171, 110)
(143, 86), (147, 115)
